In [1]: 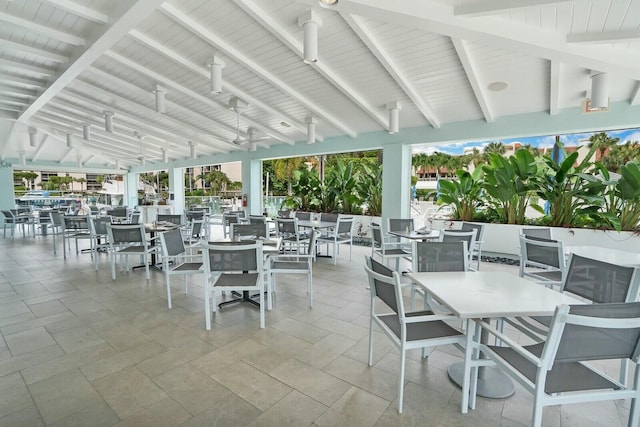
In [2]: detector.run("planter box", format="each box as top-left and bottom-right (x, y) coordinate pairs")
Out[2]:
(432, 220), (639, 260)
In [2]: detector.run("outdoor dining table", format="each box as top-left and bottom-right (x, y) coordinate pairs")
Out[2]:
(388, 229), (440, 241)
(565, 245), (640, 267)
(407, 270), (582, 413)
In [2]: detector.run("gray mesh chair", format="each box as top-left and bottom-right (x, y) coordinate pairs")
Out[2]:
(518, 235), (566, 288)
(294, 211), (311, 221)
(277, 209), (291, 219)
(106, 223), (156, 280)
(158, 228), (203, 309)
(88, 216), (111, 271)
(222, 213), (239, 239)
(370, 222), (409, 271)
(387, 218), (415, 251)
(320, 213), (339, 224)
(365, 256), (464, 413)
(473, 302), (640, 427)
(440, 229), (477, 270)
(509, 253), (640, 384)
(48, 211), (67, 258)
(186, 210), (205, 223)
(410, 241), (469, 310)
(275, 217), (303, 253)
(461, 222), (486, 270)
(1, 209), (28, 239)
(248, 215), (267, 224)
(520, 227), (552, 239)
(231, 222), (269, 240)
(201, 240), (265, 330)
(268, 229), (318, 308)
(64, 215), (91, 254)
(317, 216), (354, 264)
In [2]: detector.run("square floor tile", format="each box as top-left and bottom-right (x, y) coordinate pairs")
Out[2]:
(4, 327), (57, 356)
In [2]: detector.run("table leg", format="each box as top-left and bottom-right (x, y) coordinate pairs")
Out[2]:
(448, 317), (515, 399)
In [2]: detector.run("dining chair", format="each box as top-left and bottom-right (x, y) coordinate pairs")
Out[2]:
(88, 216), (112, 271)
(320, 213), (339, 224)
(186, 210), (205, 223)
(440, 229), (477, 270)
(275, 217), (304, 254)
(277, 209), (291, 219)
(365, 256), (464, 413)
(222, 213), (239, 239)
(460, 222), (486, 270)
(64, 215), (92, 255)
(268, 229), (318, 308)
(106, 223), (157, 280)
(471, 302), (640, 427)
(201, 240), (265, 330)
(520, 227), (552, 240)
(294, 211), (311, 221)
(409, 241), (469, 310)
(231, 222), (269, 240)
(158, 228), (203, 309)
(369, 222), (409, 271)
(387, 218), (415, 251)
(248, 215), (267, 224)
(183, 219), (204, 253)
(317, 216), (354, 264)
(1, 210), (22, 239)
(48, 211), (67, 258)
(518, 235), (566, 289)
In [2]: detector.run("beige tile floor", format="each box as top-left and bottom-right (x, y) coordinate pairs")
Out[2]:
(0, 226), (631, 426)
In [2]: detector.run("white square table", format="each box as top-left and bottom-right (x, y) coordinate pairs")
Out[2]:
(407, 271), (582, 412)
(388, 229), (440, 241)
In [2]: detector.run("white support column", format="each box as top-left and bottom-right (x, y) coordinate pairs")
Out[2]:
(125, 172), (138, 209)
(0, 163), (15, 211)
(241, 159), (262, 215)
(169, 167), (185, 214)
(381, 144), (411, 226)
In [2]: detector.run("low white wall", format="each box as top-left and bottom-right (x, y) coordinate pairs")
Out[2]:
(432, 220), (639, 259)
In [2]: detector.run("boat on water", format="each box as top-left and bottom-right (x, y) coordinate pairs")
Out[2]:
(15, 190), (82, 210)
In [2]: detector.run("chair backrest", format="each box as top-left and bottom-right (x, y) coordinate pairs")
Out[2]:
(107, 207), (127, 219)
(157, 214), (182, 225)
(461, 222), (485, 241)
(186, 210), (205, 222)
(547, 302), (640, 366)
(89, 206), (99, 215)
(519, 235), (564, 270)
(107, 224), (145, 245)
(64, 215), (89, 231)
(277, 209), (291, 218)
(248, 215), (267, 224)
(190, 219), (204, 238)
(336, 216), (353, 235)
(320, 213), (339, 224)
(229, 210), (246, 219)
(295, 211), (311, 221)
(388, 218), (414, 233)
(305, 228), (318, 255)
(231, 223), (269, 239)
(49, 211), (65, 228)
(441, 229), (477, 253)
(129, 212), (141, 224)
(275, 217), (298, 236)
(369, 222), (384, 248)
(203, 240), (262, 273)
(412, 241), (469, 272)
(1, 210), (14, 221)
(159, 228), (186, 258)
(561, 253), (639, 303)
(365, 256), (401, 315)
(89, 216), (111, 236)
(223, 213), (239, 226)
(520, 227), (552, 239)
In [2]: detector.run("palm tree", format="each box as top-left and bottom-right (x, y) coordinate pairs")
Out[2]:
(412, 153), (428, 177)
(589, 132), (619, 161)
(274, 157), (304, 195)
(483, 141), (505, 161)
(204, 169), (230, 195)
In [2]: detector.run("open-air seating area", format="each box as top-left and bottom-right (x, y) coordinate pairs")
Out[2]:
(0, 215), (637, 426)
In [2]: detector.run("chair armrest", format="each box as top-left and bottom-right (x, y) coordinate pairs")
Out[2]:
(476, 319), (544, 367)
(404, 313), (462, 323)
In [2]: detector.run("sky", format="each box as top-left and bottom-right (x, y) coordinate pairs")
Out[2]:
(413, 127), (640, 156)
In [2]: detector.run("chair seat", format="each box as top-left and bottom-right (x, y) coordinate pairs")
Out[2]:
(378, 311), (462, 341)
(490, 343), (619, 394)
(271, 260), (309, 271)
(214, 272), (260, 287)
(173, 262), (203, 272)
(117, 245), (152, 254)
(375, 248), (408, 256)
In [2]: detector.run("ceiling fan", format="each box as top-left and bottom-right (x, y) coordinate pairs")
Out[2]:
(228, 96), (270, 151)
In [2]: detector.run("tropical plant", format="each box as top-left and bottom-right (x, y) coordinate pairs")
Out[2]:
(273, 157), (304, 195)
(616, 161), (640, 230)
(204, 169), (231, 195)
(355, 163), (382, 216)
(283, 167), (322, 211)
(482, 149), (538, 224)
(435, 168), (483, 221)
(589, 132), (620, 162)
(531, 143), (606, 227)
(324, 158), (358, 213)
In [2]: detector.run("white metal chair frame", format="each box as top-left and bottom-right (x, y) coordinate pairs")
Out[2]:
(201, 240), (265, 330)
(159, 228), (203, 309)
(268, 229), (317, 308)
(106, 223), (157, 280)
(518, 235), (566, 289)
(365, 257), (465, 413)
(471, 303), (640, 427)
(370, 222), (410, 271)
(439, 229), (478, 271)
(317, 216), (354, 265)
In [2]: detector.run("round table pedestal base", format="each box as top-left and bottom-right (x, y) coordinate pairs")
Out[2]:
(447, 362), (515, 399)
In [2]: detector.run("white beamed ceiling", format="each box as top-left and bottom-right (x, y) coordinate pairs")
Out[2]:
(1, 0), (640, 169)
